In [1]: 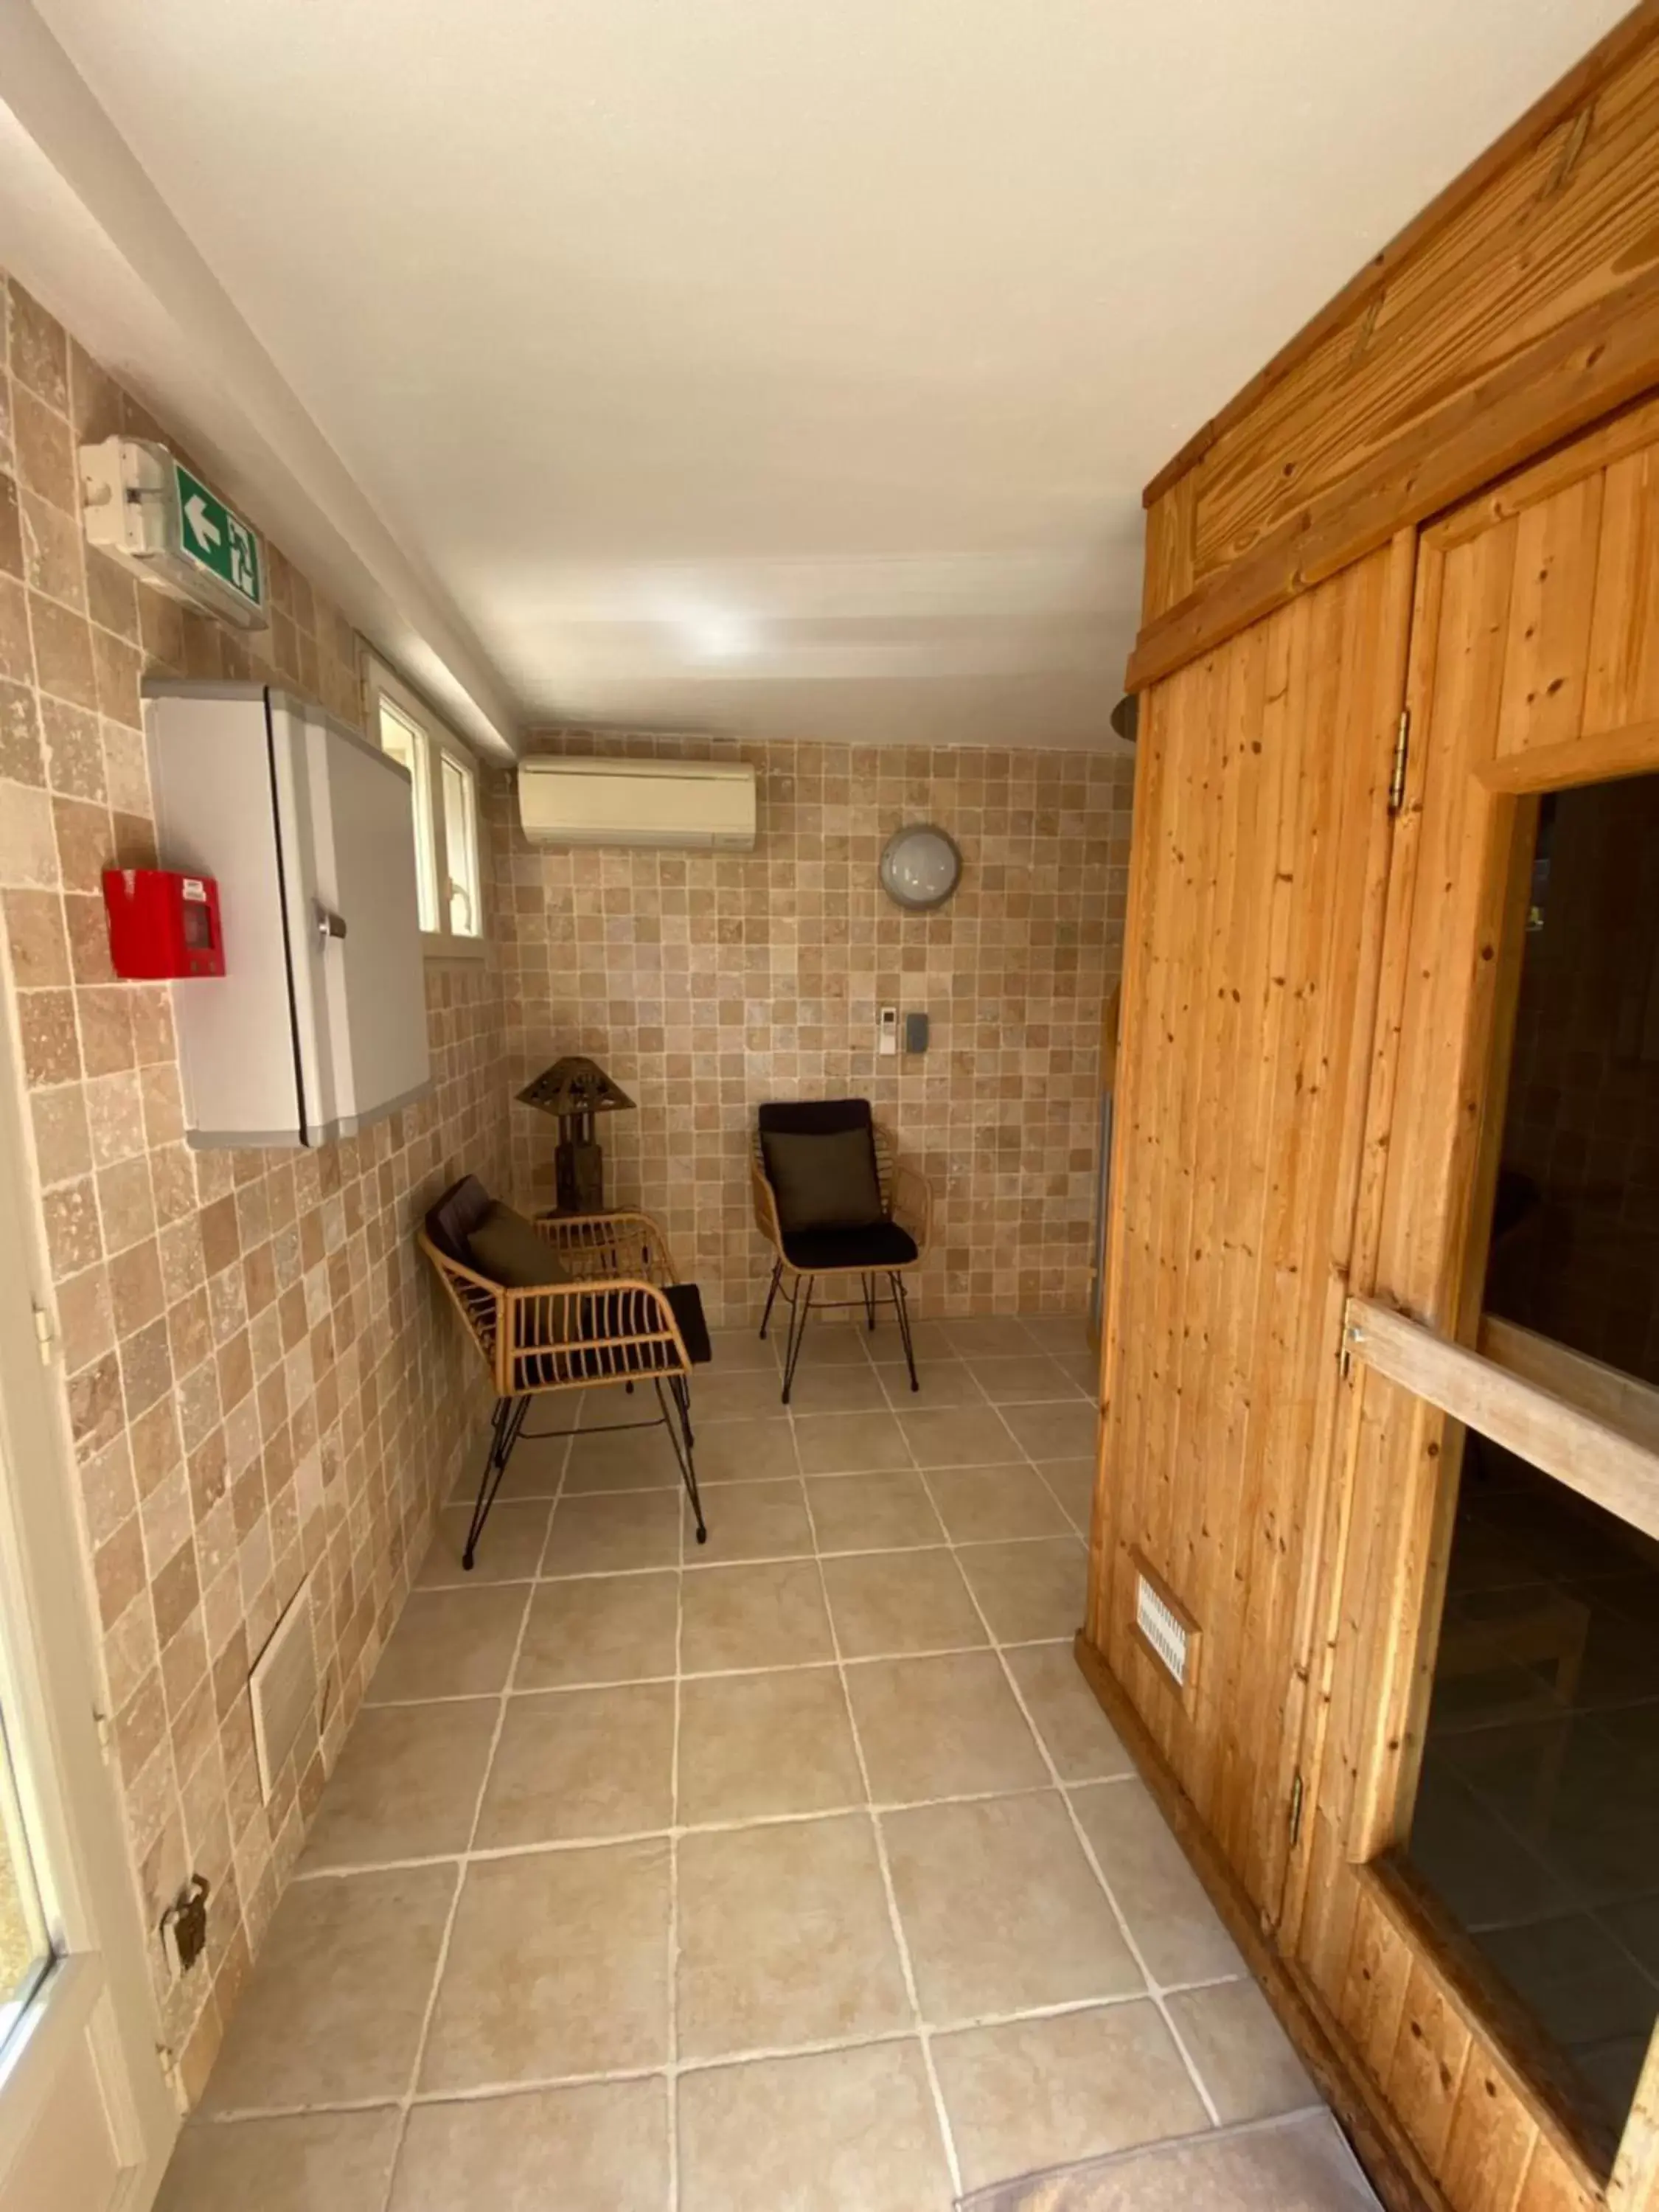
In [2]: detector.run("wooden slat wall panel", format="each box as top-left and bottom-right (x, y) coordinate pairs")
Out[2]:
(1343, 1885), (1415, 2084)
(1518, 2138), (1607, 2212)
(1134, 18), (1659, 633)
(1186, 40), (1659, 580)
(1130, 15), (1659, 693)
(1095, 409), (1659, 2212)
(1388, 1961), (1476, 2174)
(1129, 265), (1659, 695)
(1497, 476), (1607, 759)
(1142, 470), (1197, 627)
(1586, 441), (1659, 730)
(1440, 2048), (1545, 2212)
(1088, 546), (1407, 1916)
(1372, 520), (1517, 1320)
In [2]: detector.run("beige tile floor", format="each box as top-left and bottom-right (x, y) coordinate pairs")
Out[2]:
(159, 1315), (1320, 2211)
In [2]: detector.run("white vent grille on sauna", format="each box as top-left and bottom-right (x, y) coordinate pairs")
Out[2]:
(1135, 1570), (1192, 1690)
(249, 1578), (319, 1804)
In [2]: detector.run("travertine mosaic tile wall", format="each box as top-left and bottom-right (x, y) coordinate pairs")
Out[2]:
(0, 275), (509, 2098)
(493, 732), (1134, 1326)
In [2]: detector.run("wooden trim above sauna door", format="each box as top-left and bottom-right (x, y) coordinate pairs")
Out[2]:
(1287, 413), (1659, 2211)
(1128, 10), (1659, 675)
(1083, 535), (1414, 1931)
(1139, 4), (1659, 512)
(1127, 269), (1659, 691)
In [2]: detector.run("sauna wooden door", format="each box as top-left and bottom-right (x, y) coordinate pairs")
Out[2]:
(1087, 540), (1413, 1924)
(1288, 397), (1659, 2212)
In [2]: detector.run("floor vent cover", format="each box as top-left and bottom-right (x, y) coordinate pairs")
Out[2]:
(249, 1576), (318, 1804)
(1132, 1555), (1198, 1698)
(1135, 1576), (1189, 1686)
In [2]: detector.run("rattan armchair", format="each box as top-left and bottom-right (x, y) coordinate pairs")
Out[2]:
(420, 1177), (709, 1567)
(750, 1099), (933, 1403)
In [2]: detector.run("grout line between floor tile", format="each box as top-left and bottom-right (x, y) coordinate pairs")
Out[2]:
(198, 1961), (1269, 2132)
(361, 1630), (1102, 1713)
(369, 1450), (551, 2212)
(787, 1350), (968, 2202)
(419, 1526), (1082, 1596)
(198, 1952), (1262, 2129)
(294, 1776), (1107, 1882)
(936, 1400), (1228, 2132)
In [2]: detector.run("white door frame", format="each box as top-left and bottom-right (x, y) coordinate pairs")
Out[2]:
(0, 987), (179, 2203)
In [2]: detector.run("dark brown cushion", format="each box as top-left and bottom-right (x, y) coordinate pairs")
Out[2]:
(761, 1126), (884, 1234)
(467, 1203), (570, 1290)
(425, 1175), (493, 1266)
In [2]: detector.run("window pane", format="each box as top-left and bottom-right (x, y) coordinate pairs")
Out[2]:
(0, 1705), (51, 2045)
(441, 754), (480, 938)
(378, 702), (439, 933)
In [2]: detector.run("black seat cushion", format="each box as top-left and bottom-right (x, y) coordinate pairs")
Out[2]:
(782, 1220), (919, 1273)
(424, 1175), (493, 1266)
(467, 1202), (571, 1290)
(761, 1126), (884, 1234)
(568, 1282), (712, 1378)
(665, 1282), (712, 1365)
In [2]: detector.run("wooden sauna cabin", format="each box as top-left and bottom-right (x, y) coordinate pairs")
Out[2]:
(1077, 8), (1659, 2211)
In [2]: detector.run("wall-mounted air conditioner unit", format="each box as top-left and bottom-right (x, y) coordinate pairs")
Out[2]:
(517, 757), (757, 852)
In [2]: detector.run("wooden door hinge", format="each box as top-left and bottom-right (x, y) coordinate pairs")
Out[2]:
(1388, 708), (1411, 816)
(31, 1304), (55, 1366)
(1289, 1768), (1305, 1849)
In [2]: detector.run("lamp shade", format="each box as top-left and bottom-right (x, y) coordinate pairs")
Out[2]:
(517, 1057), (635, 1119)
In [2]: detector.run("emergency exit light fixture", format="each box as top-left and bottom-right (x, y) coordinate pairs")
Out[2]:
(79, 437), (266, 630)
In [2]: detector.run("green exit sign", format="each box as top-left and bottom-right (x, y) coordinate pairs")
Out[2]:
(173, 462), (262, 617)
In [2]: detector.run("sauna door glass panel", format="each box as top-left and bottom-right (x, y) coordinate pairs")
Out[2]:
(1411, 1436), (1659, 2141)
(1486, 778), (1659, 1386)
(1402, 772), (1659, 2153)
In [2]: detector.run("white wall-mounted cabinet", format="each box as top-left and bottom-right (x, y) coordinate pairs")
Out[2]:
(146, 683), (432, 1147)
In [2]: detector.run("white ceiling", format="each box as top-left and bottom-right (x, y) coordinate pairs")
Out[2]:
(34, 0), (1628, 748)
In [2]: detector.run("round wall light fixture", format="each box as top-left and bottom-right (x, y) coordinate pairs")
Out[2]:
(879, 823), (962, 911)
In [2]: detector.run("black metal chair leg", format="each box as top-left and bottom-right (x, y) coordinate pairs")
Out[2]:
(758, 1259), (783, 1340)
(780, 1275), (814, 1405)
(862, 1271), (877, 1331)
(655, 1377), (707, 1544)
(669, 1371), (695, 1447)
(464, 1394), (529, 1569)
(890, 1273), (919, 1393)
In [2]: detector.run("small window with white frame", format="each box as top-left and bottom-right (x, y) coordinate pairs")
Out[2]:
(366, 655), (485, 956)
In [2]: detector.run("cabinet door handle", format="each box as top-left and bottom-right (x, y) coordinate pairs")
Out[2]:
(315, 904), (348, 945)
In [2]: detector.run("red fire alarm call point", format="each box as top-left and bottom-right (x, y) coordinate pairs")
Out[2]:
(102, 868), (225, 980)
